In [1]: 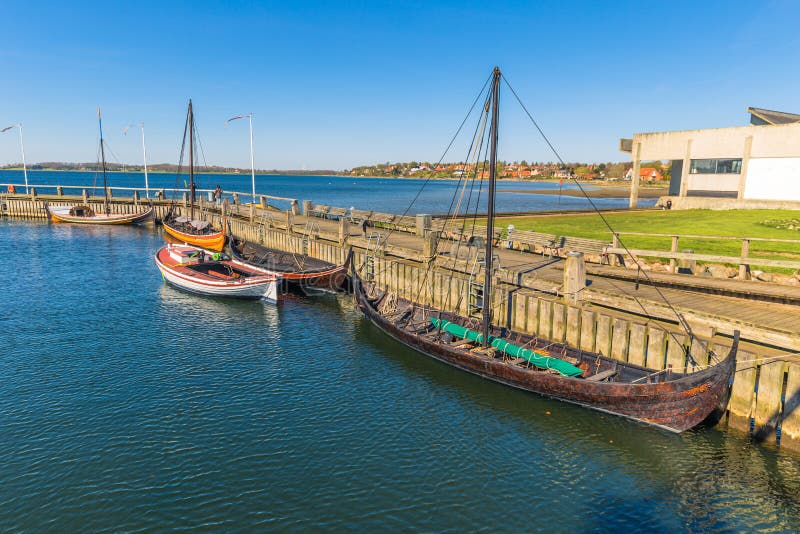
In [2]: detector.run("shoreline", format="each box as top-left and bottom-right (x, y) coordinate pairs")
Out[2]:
(506, 186), (667, 199)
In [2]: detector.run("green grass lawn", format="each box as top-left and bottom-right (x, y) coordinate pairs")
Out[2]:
(484, 209), (800, 266)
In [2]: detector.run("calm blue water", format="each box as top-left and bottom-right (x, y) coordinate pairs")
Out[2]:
(1, 220), (798, 531)
(0, 170), (655, 214)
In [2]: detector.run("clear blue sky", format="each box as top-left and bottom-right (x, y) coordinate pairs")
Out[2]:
(1, 0), (798, 170)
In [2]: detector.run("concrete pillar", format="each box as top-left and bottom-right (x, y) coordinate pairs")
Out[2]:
(56, 186), (63, 196)
(302, 200), (313, 216)
(629, 142), (641, 208)
(738, 136), (753, 200)
(338, 217), (349, 244)
(680, 139), (692, 197)
(291, 199), (300, 215)
(416, 214), (432, 236)
(563, 252), (586, 303)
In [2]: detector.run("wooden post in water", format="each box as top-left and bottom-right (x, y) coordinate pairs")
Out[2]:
(563, 252), (586, 304)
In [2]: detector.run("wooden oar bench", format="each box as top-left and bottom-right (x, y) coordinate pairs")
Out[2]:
(558, 236), (612, 265)
(506, 229), (560, 257)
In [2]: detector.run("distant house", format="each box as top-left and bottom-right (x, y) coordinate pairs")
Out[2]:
(624, 167), (662, 182)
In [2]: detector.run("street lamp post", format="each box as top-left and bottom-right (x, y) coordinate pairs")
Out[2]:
(2, 123), (28, 193)
(226, 113), (256, 201)
(124, 122), (149, 198)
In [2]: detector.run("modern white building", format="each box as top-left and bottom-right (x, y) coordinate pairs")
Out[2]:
(621, 107), (800, 208)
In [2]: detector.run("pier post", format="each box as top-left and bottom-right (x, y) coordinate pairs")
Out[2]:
(260, 195), (267, 209)
(286, 210), (293, 233)
(158, 189), (165, 200)
(416, 214), (432, 236)
(56, 186), (63, 197)
(338, 217), (349, 244)
(739, 239), (750, 280)
(291, 200), (299, 215)
(30, 187), (36, 201)
(669, 235), (679, 273)
(249, 202), (255, 222)
(423, 232), (438, 262)
(133, 190), (140, 206)
(82, 189), (89, 204)
(302, 200), (313, 216)
(233, 193), (240, 205)
(611, 233), (619, 266)
(182, 192), (188, 208)
(563, 252), (586, 304)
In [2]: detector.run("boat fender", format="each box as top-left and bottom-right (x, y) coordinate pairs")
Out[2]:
(212, 252), (222, 261)
(7, 184), (15, 194)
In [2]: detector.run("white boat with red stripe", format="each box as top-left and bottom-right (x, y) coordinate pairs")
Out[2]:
(155, 244), (279, 302)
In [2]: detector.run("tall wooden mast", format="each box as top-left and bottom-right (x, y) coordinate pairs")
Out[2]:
(482, 67), (501, 347)
(98, 106), (110, 215)
(189, 99), (196, 220)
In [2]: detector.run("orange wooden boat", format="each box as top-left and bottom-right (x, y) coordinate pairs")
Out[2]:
(161, 99), (225, 252)
(162, 214), (226, 252)
(47, 204), (153, 225)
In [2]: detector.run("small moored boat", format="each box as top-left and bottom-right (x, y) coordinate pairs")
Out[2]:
(155, 244), (279, 301)
(229, 237), (349, 291)
(49, 107), (153, 225)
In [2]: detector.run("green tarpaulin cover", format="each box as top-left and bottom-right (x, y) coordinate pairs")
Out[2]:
(430, 318), (584, 377)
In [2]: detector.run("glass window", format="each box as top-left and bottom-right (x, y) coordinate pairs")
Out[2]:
(689, 158), (742, 174)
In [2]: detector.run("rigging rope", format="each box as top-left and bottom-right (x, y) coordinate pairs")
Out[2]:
(501, 73), (698, 353)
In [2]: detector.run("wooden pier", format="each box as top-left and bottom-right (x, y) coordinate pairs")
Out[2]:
(3, 189), (799, 451)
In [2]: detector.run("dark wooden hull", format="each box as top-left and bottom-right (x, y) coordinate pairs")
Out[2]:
(230, 238), (348, 291)
(354, 276), (737, 433)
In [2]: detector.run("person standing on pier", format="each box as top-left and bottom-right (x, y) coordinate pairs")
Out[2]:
(214, 184), (223, 205)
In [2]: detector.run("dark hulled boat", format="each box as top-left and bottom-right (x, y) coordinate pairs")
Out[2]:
(230, 237), (349, 291)
(353, 67), (738, 433)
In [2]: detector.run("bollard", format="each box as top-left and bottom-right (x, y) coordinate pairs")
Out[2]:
(563, 252), (586, 304)
(416, 214), (432, 237)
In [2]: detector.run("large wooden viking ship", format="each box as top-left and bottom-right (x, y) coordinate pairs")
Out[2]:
(229, 237), (349, 291)
(354, 68), (738, 433)
(162, 100), (226, 252)
(47, 107), (153, 225)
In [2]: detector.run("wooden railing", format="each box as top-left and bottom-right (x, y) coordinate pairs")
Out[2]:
(609, 231), (800, 274)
